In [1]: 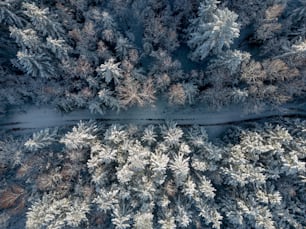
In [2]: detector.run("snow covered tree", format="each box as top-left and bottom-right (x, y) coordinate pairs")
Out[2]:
(170, 152), (190, 186)
(168, 83), (186, 105)
(116, 78), (156, 108)
(24, 128), (58, 152)
(16, 50), (57, 79)
(9, 27), (41, 51)
(188, 4), (240, 61)
(22, 2), (64, 38)
(26, 193), (90, 229)
(60, 121), (98, 150)
(208, 50), (251, 74)
(96, 58), (123, 85)
(97, 88), (121, 113)
(46, 37), (71, 60)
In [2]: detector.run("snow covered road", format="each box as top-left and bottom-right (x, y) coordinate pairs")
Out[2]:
(1, 102), (306, 136)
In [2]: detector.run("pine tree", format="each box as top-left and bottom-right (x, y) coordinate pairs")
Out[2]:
(188, 4), (240, 61)
(16, 50), (57, 79)
(22, 2), (64, 38)
(96, 58), (123, 85)
(0, 1), (23, 27)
